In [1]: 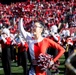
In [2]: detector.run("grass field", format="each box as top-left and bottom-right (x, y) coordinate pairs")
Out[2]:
(0, 55), (65, 75)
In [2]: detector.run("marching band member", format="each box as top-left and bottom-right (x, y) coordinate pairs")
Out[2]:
(18, 34), (28, 75)
(0, 28), (12, 75)
(50, 25), (61, 45)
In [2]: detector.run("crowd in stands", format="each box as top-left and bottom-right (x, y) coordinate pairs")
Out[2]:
(0, 0), (76, 32)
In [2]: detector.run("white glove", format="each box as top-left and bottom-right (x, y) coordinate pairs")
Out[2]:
(50, 32), (54, 36)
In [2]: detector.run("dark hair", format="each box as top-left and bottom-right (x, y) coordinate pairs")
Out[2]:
(34, 20), (45, 28)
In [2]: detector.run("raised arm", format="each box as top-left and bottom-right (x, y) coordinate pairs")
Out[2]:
(18, 18), (32, 41)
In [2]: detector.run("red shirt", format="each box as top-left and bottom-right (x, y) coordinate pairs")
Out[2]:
(30, 38), (65, 75)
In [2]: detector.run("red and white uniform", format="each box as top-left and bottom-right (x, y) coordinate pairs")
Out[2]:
(27, 37), (65, 75)
(0, 36), (12, 48)
(0, 28), (12, 47)
(18, 19), (65, 75)
(18, 35), (28, 52)
(50, 33), (61, 45)
(18, 42), (28, 52)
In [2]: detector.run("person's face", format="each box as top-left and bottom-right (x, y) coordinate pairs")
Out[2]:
(32, 22), (43, 36)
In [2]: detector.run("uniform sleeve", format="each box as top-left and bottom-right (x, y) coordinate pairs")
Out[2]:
(18, 18), (32, 41)
(48, 38), (65, 62)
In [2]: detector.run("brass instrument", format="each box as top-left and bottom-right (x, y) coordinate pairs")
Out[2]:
(65, 44), (69, 52)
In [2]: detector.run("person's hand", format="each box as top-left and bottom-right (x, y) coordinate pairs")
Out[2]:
(48, 60), (54, 69)
(37, 53), (54, 71)
(50, 60), (54, 66)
